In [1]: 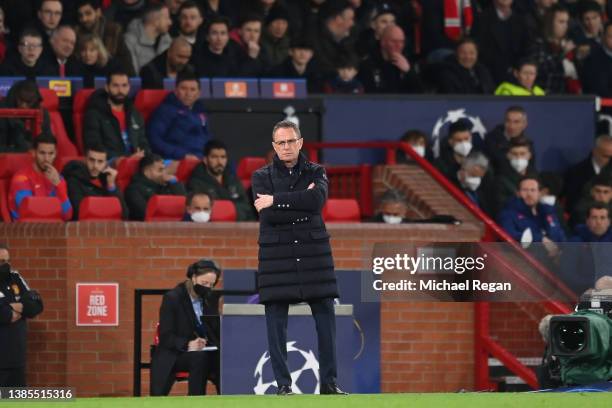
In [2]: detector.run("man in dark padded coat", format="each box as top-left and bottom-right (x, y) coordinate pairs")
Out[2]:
(251, 120), (347, 396)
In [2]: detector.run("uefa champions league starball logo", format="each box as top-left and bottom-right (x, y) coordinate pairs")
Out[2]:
(431, 108), (487, 158)
(253, 341), (320, 394)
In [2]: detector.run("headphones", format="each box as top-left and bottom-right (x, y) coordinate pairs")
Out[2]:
(186, 259), (221, 280)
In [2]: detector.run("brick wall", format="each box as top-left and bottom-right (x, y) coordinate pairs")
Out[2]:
(1, 221), (486, 396)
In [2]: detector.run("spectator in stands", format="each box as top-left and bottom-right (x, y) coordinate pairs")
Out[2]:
(8, 134), (72, 221)
(148, 68), (210, 160)
(572, 202), (612, 242)
(140, 37), (192, 89)
(76, 0), (135, 76)
(309, 0), (356, 78)
(473, 0), (531, 84)
(358, 25), (423, 93)
(0, 28), (53, 78)
(494, 136), (537, 215)
(497, 175), (566, 251)
(396, 129), (430, 163)
(125, 153), (186, 221)
(231, 14), (270, 77)
(192, 16), (241, 77)
(104, 0), (147, 31)
(124, 3), (173, 74)
(0, 80), (52, 153)
(435, 37), (495, 94)
(44, 26), (85, 77)
(260, 5), (291, 68)
(570, 0), (604, 61)
(33, 0), (63, 54)
(77, 34), (113, 88)
(83, 69), (149, 164)
(530, 4), (577, 94)
(268, 36), (323, 93)
(0, 7), (8, 63)
(523, 0), (557, 39)
(323, 54), (364, 94)
(539, 171), (570, 234)
(571, 173), (612, 227)
(484, 106), (532, 171)
(563, 134), (612, 214)
(175, 1), (205, 48)
(184, 191), (212, 222)
(581, 22), (612, 97)
(62, 144), (128, 220)
(559, 203), (612, 296)
(370, 188), (409, 224)
(494, 59), (546, 95)
(356, 2), (396, 59)
(0, 245), (44, 387)
(200, 0), (234, 23)
(187, 140), (255, 221)
(150, 259), (220, 396)
(434, 120), (475, 182)
(421, 0), (474, 62)
(455, 151), (496, 217)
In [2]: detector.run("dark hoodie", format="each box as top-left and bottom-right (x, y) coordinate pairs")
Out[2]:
(82, 89), (148, 161)
(0, 80), (52, 152)
(62, 160), (128, 220)
(187, 163), (255, 221)
(124, 172), (186, 221)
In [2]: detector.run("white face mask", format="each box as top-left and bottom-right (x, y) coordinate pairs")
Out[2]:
(540, 195), (556, 206)
(412, 145), (426, 158)
(190, 211), (211, 223)
(510, 157), (529, 173)
(453, 141), (472, 157)
(463, 176), (482, 191)
(382, 214), (403, 224)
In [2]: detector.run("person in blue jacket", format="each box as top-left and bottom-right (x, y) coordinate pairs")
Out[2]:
(147, 66), (211, 161)
(559, 202), (612, 297)
(498, 175), (566, 259)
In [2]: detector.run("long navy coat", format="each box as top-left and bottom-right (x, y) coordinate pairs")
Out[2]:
(251, 153), (339, 303)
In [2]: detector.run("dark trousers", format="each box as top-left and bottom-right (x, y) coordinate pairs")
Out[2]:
(0, 367), (26, 387)
(264, 297), (337, 387)
(168, 351), (219, 395)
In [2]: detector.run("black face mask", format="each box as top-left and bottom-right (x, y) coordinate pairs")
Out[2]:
(194, 284), (212, 298)
(0, 263), (11, 282)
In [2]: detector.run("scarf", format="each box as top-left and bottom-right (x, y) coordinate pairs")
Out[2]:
(444, 0), (473, 41)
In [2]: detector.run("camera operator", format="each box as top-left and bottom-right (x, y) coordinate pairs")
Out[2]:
(0, 244), (44, 387)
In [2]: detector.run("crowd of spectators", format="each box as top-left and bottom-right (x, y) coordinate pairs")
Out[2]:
(0, 0), (609, 96)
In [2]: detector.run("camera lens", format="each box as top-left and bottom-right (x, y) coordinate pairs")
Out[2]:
(557, 322), (586, 353)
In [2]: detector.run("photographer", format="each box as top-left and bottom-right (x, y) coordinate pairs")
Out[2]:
(150, 259), (221, 396)
(0, 245), (43, 387)
(62, 144), (129, 220)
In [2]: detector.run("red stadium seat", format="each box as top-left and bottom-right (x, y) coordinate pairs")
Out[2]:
(55, 156), (83, 173)
(116, 157), (141, 191)
(72, 88), (96, 154)
(0, 153), (32, 181)
(322, 198), (361, 223)
(175, 157), (200, 183)
(211, 199), (237, 222)
(145, 195), (186, 221)
(16, 196), (63, 222)
(0, 180), (10, 222)
(134, 90), (170, 123)
(152, 323), (189, 382)
(39, 88), (79, 158)
(237, 157), (266, 190)
(78, 196), (123, 221)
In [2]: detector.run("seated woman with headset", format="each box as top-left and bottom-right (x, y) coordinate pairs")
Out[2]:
(151, 259), (221, 396)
